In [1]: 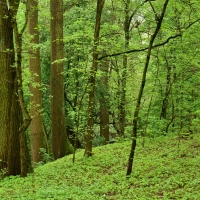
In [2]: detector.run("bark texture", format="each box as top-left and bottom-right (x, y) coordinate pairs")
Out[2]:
(0, 0), (22, 176)
(50, 0), (69, 159)
(28, 0), (43, 163)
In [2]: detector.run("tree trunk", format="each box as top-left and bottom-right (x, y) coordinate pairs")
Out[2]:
(143, 48), (161, 146)
(100, 59), (109, 143)
(28, 0), (43, 163)
(126, 0), (169, 177)
(0, 0), (22, 176)
(160, 50), (171, 120)
(50, 0), (70, 159)
(119, 0), (130, 137)
(84, 0), (105, 156)
(12, 0), (32, 176)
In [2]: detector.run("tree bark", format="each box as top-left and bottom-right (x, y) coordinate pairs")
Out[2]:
(50, 0), (70, 159)
(0, 0), (22, 176)
(28, 0), (43, 163)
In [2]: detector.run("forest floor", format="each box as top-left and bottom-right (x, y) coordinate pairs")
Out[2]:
(0, 134), (200, 199)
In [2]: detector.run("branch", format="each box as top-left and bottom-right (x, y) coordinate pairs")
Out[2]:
(98, 33), (181, 60)
(98, 18), (200, 61)
(186, 18), (200, 30)
(64, 89), (74, 111)
(148, 0), (158, 21)
(153, 33), (182, 48)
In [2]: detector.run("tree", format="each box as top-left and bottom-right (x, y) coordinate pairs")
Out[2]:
(28, 0), (43, 163)
(118, 0), (131, 137)
(13, 1), (34, 177)
(84, 0), (105, 156)
(50, 0), (71, 159)
(99, 59), (109, 143)
(126, 0), (169, 177)
(0, 0), (31, 176)
(0, 0), (22, 176)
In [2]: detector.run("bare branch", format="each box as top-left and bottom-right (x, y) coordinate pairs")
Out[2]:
(98, 18), (200, 60)
(148, 0), (158, 21)
(98, 34), (181, 60)
(186, 18), (200, 30)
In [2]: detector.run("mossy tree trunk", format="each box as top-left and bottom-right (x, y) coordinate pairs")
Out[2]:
(0, 0), (22, 176)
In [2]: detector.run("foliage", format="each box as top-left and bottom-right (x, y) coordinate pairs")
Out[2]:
(16, 0), (200, 141)
(4, 0), (200, 179)
(35, 148), (53, 167)
(0, 134), (200, 199)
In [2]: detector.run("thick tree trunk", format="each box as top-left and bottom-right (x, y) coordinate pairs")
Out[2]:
(50, 0), (70, 159)
(0, 0), (21, 176)
(0, 1), (11, 171)
(84, 0), (105, 156)
(28, 0), (43, 163)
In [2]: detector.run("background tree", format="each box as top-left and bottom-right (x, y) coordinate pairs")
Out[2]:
(84, 0), (105, 156)
(50, 0), (72, 159)
(127, 0), (169, 176)
(28, 0), (43, 163)
(118, 0), (130, 137)
(99, 59), (109, 143)
(12, 0), (34, 177)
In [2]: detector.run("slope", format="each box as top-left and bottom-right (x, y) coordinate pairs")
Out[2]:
(0, 135), (200, 199)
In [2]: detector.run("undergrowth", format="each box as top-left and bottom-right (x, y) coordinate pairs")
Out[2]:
(0, 134), (200, 199)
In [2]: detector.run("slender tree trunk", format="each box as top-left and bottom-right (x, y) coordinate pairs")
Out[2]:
(84, 0), (105, 156)
(119, 0), (130, 137)
(160, 49), (171, 120)
(28, 0), (43, 163)
(100, 60), (109, 143)
(143, 48), (161, 146)
(50, 0), (70, 159)
(15, 36), (31, 177)
(126, 0), (169, 177)
(12, 1), (32, 176)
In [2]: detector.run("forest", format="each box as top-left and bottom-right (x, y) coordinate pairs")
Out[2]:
(0, 0), (200, 198)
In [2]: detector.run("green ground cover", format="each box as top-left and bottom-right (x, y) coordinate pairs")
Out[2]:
(0, 134), (200, 199)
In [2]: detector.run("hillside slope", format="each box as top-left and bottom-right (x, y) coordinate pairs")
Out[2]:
(0, 135), (200, 199)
